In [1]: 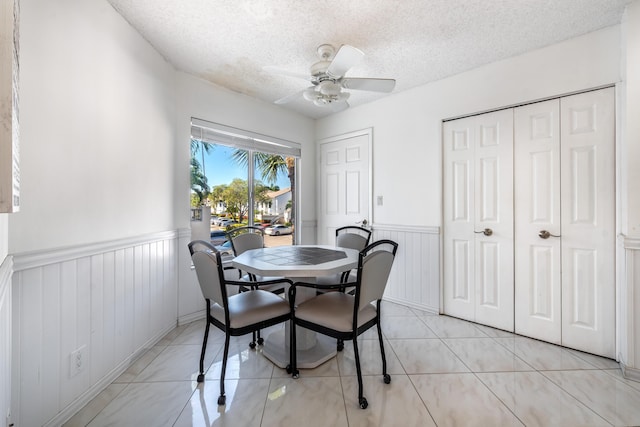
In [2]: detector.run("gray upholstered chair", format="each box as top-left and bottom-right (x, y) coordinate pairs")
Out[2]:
(188, 240), (292, 405)
(288, 239), (398, 409)
(228, 226), (287, 347)
(188, 239), (238, 291)
(334, 226), (372, 283)
(316, 226), (372, 288)
(227, 226), (280, 282)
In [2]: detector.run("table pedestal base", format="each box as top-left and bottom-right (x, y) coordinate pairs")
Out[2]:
(262, 328), (337, 369)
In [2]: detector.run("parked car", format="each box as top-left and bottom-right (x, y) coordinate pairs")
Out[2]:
(264, 224), (292, 236)
(213, 217), (227, 226)
(210, 230), (228, 245)
(215, 240), (234, 256)
(219, 219), (238, 227)
(210, 216), (219, 225)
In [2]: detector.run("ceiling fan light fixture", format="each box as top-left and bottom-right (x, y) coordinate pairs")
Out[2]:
(319, 80), (341, 96)
(303, 87), (317, 101)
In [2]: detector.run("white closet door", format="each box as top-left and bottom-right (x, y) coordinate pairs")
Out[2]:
(474, 110), (514, 330)
(443, 116), (476, 322)
(444, 110), (514, 330)
(514, 99), (562, 344)
(560, 88), (615, 358)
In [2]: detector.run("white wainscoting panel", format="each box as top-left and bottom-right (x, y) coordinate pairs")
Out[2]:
(11, 231), (178, 427)
(621, 236), (640, 382)
(372, 225), (440, 313)
(1, 256), (12, 427)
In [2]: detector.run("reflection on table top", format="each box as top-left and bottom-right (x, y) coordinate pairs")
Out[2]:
(231, 245), (359, 278)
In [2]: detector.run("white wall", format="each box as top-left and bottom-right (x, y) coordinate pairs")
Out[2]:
(9, 0), (177, 254)
(623, 2), (640, 237)
(316, 25), (621, 228)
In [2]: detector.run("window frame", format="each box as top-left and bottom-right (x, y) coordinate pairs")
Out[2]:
(190, 118), (300, 240)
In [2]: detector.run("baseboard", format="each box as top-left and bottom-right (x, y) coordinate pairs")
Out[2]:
(383, 295), (439, 315)
(620, 360), (640, 383)
(179, 309), (206, 326)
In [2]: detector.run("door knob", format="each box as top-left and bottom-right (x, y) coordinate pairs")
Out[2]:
(538, 230), (561, 239)
(474, 228), (493, 236)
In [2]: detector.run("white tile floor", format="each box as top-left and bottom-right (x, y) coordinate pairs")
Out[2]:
(64, 301), (640, 427)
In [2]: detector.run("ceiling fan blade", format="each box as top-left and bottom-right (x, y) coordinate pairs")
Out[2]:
(274, 90), (304, 104)
(326, 45), (364, 78)
(341, 77), (396, 93)
(263, 66), (310, 81)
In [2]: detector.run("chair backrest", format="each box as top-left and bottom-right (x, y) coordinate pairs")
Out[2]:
(188, 239), (216, 256)
(356, 240), (398, 310)
(228, 226), (265, 256)
(335, 226), (372, 251)
(188, 240), (227, 307)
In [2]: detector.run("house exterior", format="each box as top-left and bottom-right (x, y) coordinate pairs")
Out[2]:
(1, 0), (640, 426)
(256, 187), (291, 223)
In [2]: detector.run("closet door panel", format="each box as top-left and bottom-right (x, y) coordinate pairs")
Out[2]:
(514, 99), (562, 344)
(474, 110), (514, 331)
(560, 88), (615, 358)
(444, 118), (476, 321)
(444, 110), (514, 330)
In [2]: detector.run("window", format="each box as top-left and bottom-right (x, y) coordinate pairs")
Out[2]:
(190, 119), (300, 246)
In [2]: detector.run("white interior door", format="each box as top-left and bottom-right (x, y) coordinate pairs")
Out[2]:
(318, 130), (371, 245)
(444, 110), (514, 331)
(559, 88), (615, 358)
(514, 99), (563, 344)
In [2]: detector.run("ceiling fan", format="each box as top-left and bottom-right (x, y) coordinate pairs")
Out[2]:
(265, 44), (396, 112)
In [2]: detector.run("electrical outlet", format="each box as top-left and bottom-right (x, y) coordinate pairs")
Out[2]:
(70, 345), (86, 378)
(377, 196), (383, 206)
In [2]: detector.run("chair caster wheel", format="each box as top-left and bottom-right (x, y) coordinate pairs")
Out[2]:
(292, 370), (299, 379)
(337, 343), (344, 352)
(359, 397), (368, 409)
(383, 374), (391, 384)
(217, 395), (226, 405)
(249, 341), (257, 349)
(286, 364), (292, 374)
(197, 373), (205, 383)
(258, 337), (264, 345)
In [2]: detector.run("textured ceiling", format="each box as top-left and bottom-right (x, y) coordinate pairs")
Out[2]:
(107, 0), (631, 119)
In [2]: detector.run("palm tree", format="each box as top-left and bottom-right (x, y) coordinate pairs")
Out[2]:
(190, 157), (209, 206)
(190, 138), (213, 177)
(231, 150), (295, 238)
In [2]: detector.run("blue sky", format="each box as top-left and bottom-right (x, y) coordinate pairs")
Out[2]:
(198, 144), (290, 189)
